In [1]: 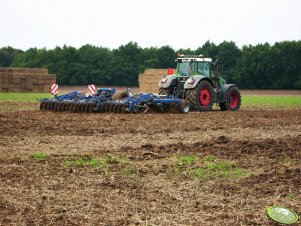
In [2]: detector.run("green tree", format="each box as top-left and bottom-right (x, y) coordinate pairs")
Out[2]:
(78, 44), (112, 85)
(142, 47), (159, 70)
(157, 45), (176, 68)
(0, 46), (23, 67)
(270, 41), (301, 89)
(196, 41), (219, 58)
(216, 41), (241, 83)
(109, 42), (142, 86)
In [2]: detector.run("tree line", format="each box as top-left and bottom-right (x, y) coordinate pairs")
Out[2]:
(0, 41), (301, 89)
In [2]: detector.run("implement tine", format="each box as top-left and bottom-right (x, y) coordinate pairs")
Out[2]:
(50, 102), (55, 111)
(70, 103), (75, 112)
(109, 103), (114, 113)
(81, 103), (86, 113)
(99, 103), (105, 113)
(58, 102), (63, 112)
(63, 103), (68, 112)
(90, 103), (96, 113)
(39, 101), (45, 110)
(86, 103), (91, 113)
(105, 103), (110, 112)
(121, 104), (126, 113)
(45, 102), (50, 111)
(75, 103), (80, 113)
(117, 104), (122, 113)
(113, 104), (119, 113)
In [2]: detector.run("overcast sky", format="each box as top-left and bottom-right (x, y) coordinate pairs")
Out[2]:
(1, 0), (301, 50)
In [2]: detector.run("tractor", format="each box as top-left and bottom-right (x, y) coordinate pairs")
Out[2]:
(158, 54), (241, 111)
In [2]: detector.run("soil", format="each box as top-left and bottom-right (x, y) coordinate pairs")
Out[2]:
(0, 104), (301, 225)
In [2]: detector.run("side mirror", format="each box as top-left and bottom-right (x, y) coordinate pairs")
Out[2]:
(214, 59), (223, 65)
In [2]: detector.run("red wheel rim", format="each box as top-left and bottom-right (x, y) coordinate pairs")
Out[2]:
(229, 92), (238, 108)
(199, 88), (210, 106)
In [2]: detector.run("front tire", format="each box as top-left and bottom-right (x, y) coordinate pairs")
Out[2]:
(158, 87), (174, 96)
(185, 80), (214, 111)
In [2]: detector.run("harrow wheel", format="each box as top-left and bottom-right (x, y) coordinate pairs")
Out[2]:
(177, 101), (190, 114)
(55, 103), (61, 112)
(69, 103), (74, 112)
(79, 103), (85, 113)
(108, 104), (114, 112)
(88, 103), (96, 113)
(59, 103), (64, 112)
(45, 102), (50, 111)
(44, 102), (50, 110)
(80, 103), (85, 113)
(49, 102), (55, 111)
(84, 103), (89, 113)
(115, 104), (122, 113)
(53, 103), (61, 112)
(99, 104), (105, 113)
(83, 103), (89, 113)
(47, 102), (54, 111)
(84, 103), (92, 113)
(40, 101), (45, 110)
(104, 103), (110, 112)
(66, 103), (72, 112)
(62, 103), (69, 112)
(113, 104), (119, 113)
(120, 105), (126, 113)
(73, 103), (79, 113)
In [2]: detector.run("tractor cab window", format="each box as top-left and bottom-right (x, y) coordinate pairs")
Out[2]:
(197, 62), (210, 77)
(178, 62), (195, 76)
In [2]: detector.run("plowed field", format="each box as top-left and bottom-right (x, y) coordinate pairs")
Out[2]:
(0, 104), (300, 225)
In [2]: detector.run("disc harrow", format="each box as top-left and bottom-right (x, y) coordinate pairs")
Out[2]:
(39, 88), (190, 114)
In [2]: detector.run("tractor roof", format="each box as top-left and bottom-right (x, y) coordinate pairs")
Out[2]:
(176, 54), (212, 63)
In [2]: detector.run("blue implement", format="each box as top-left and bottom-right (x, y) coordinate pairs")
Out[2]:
(39, 88), (190, 114)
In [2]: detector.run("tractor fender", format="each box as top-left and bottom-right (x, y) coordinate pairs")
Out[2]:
(184, 75), (208, 89)
(219, 84), (235, 102)
(158, 74), (178, 88)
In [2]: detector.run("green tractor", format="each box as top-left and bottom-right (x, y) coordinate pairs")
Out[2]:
(158, 54), (241, 111)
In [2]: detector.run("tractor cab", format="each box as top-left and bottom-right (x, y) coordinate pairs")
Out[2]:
(176, 55), (213, 78)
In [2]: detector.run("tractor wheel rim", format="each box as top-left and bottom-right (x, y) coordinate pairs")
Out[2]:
(229, 92), (238, 108)
(199, 88), (210, 106)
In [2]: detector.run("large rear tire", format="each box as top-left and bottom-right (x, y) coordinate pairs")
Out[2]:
(185, 80), (214, 111)
(219, 86), (241, 111)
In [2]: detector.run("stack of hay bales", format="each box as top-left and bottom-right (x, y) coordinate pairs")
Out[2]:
(0, 68), (56, 93)
(139, 69), (173, 93)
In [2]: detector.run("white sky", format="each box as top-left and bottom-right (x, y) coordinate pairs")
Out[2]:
(1, 0), (301, 50)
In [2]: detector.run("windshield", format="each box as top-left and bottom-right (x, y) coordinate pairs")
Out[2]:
(177, 62), (195, 76)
